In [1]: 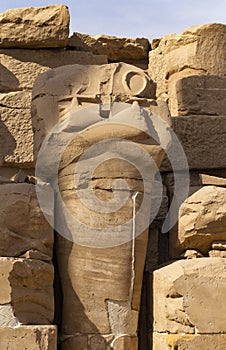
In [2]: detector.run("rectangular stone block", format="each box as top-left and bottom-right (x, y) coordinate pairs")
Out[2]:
(153, 258), (226, 334)
(170, 75), (226, 116)
(0, 49), (107, 92)
(160, 115), (226, 171)
(0, 257), (54, 325)
(0, 325), (57, 350)
(0, 91), (33, 166)
(0, 183), (54, 260)
(0, 5), (69, 48)
(153, 333), (226, 350)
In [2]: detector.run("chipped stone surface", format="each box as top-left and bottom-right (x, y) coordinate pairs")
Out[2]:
(0, 5), (69, 48)
(57, 232), (148, 335)
(153, 333), (226, 350)
(0, 326), (57, 350)
(171, 186), (226, 256)
(68, 32), (149, 69)
(161, 115), (226, 171)
(149, 23), (226, 101)
(0, 257), (54, 324)
(0, 49), (107, 92)
(169, 75), (226, 116)
(0, 183), (54, 260)
(153, 258), (226, 334)
(0, 91), (33, 167)
(32, 62), (159, 158)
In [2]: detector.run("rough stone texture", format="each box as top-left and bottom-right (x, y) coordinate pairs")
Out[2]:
(209, 250), (226, 258)
(171, 186), (226, 257)
(0, 326), (57, 350)
(32, 62), (158, 158)
(149, 23), (226, 102)
(0, 50), (107, 168)
(153, 258), (226, 334)
(169, 75), (226, 116)
(0, 257), (54, 324)
(153, 334), (226, 350)
(0, 183), (54, 260)
(68, 32), (150, 69)
(0, 5), (69, 48)
(57, 232), (148, 338)
(212, 240), (226, 250)
(0, 91), (33, 167)
(0, 49), (107, 92)
(161, 115), (226, 171)
(32, 62), (172, 349)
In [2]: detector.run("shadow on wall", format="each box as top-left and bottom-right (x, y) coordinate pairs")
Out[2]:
(0, 121), (16, 164)
(0, 64), (20, 91)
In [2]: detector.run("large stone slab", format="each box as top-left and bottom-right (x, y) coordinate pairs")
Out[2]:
(0, 91), (33, 167)
(153, 334), (226, 350)
(0, 326), (57, 350)
(0, 5), (69, 48)
(68, 32), (149, 69)
(169, 75), (226, 116)
(153, 258), (226, 334)
(149, 23), (226, 102)
(0, 257), (54, 325)
(0, 49), (107, 92)
(171, 186), (226, 256)
(0, 183), (54, 260)
(161, 115), (226, 171)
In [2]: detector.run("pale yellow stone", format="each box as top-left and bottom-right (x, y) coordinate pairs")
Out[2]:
(0, 326), (57, 350)
(153, 333), (226, 350)
(0, 257), (54, 325)
(170, 75), (226, 116)
(200, 174), (226, 187)
(0, 91), (33, 166)
(0, 183), (53, 260)
(0, 49), (107, 92)
(153, 258), (226, 334)
(68, 32), (149, 68)
(149, 23), (226, 102)
(161, 115), (226, 171)
(0, 5), (69, 48)
(171, 186), (226, 256)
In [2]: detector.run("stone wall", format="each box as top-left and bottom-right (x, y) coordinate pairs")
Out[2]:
(0, 4), (225, 350)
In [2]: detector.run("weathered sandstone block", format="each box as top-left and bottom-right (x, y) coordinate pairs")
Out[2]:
(0, 91), (33, 166)
(0, 183), (54, 260)
(153, 258), (226, 334)
(32, 62), (172, 349)
(171, 186), (226, 256)
(0, 49), (107, 92)
(0, 326), (57, 350)
(149, 23), (226, 101)
(0, 257), (54, 325)
(68, 32), (149, 69)
(0, 5), (69, 48)
(161, 115), (226, 171)
(169, 75), (226, 116)
(153, 334), (226, 350)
